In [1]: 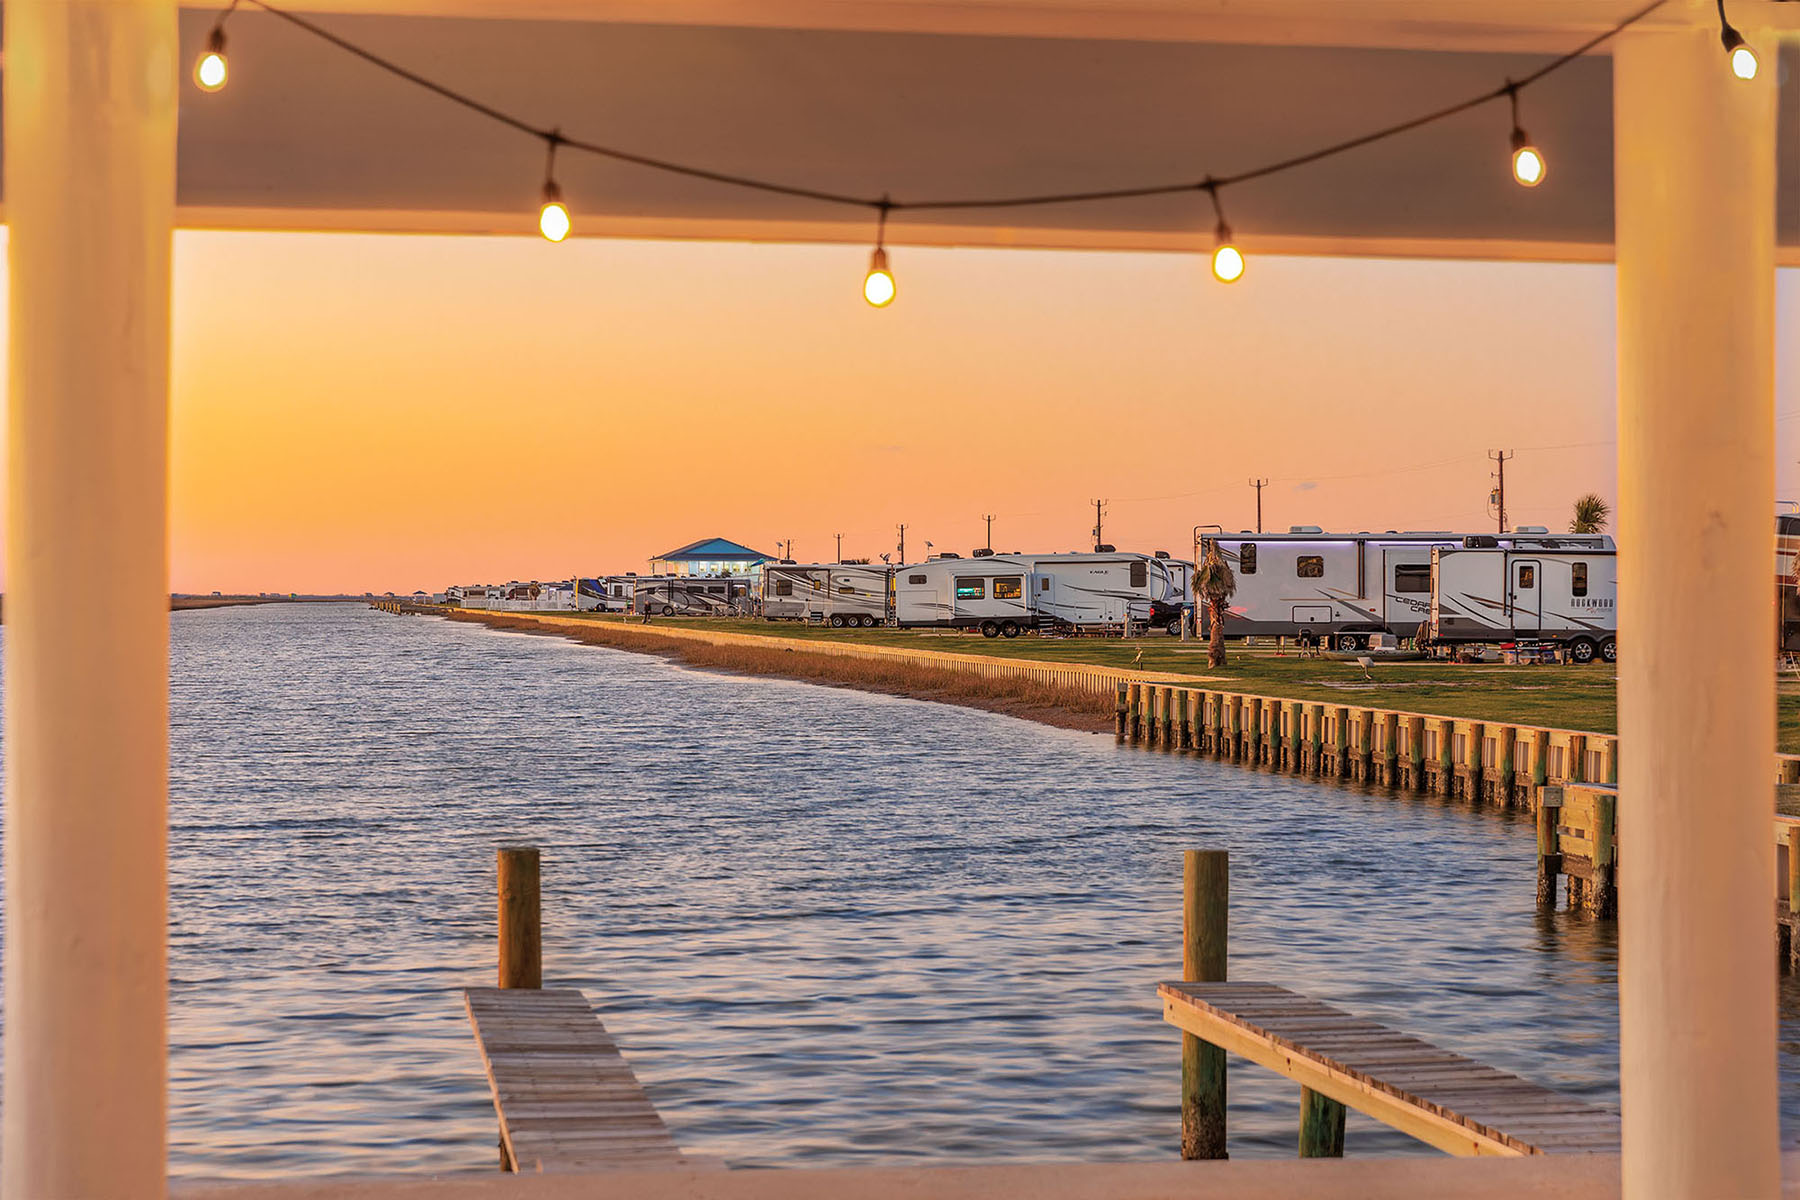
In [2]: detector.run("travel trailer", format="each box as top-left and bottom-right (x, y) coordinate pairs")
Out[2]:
(760, 562), (892, 626)
(632, 575), (755, 617)
(1428, 544), (1618, 662)
(893, 551), (1191, 636)
(1779, 509), (1800, 651)
(1203, 528), (1614, 650)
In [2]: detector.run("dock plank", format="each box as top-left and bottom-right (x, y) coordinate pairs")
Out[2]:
(1160, 981), (1619, 1157)
(465, 986), (693, 1174)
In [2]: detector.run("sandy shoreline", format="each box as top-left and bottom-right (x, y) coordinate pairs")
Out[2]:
(444, 610), (1116, 735)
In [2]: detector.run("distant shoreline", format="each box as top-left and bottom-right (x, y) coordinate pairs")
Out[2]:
(0, 596), (343, 624)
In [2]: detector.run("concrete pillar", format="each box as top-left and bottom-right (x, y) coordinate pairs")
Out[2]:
(2, 2), (176, 1197)
(1614, 21), (1777, 1200)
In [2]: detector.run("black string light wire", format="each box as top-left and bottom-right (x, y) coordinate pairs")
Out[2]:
(1719, 0), (1759, 79)
(196, 0), (1683, 303)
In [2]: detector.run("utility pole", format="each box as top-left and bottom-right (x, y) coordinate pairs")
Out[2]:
(1091, 499), (1107, 551)
(834, 532), (844, 563)
(1248, 478), (1268, 534)
(982, 514), (995, 552)
(1489, 450), (1515, 534)
(896, 523), (907, 564)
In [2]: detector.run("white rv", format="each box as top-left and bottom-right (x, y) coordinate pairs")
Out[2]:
(893, 551), (1191, 637)
(1428, 545), (1618, 663)
(760, 562), (892, 626)
(632, 575), (755, 617)
(1205, 528), (1614, 651)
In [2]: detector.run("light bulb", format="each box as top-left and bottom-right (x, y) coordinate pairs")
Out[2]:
(1211, 242), (1244, 284)
(194, 28), (228, 92)
(863, 247), (895, 307)
(538, 182), (570, 242)
(1510, 129), (1544, 187)
(1731, 44), (1758, 80)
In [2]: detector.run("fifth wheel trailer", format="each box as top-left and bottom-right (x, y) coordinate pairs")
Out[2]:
(759, 562), (891, 626)
(1203, 528), (1614, 650)
(1428, 545), (1618, 663)
(893, 551), (1191, 636)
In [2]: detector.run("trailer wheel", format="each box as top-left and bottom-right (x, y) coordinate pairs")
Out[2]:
(1000, 621), (1020, 638)
(829, 614), (846, 628)
(1599, 636), (1617, 663)
(1164, 620), (1182, 637)
(862, 615), (878, 628)
(1568, 637), (1597, 664)
(981, 621), (1000, 638)
(1334, 633), (1363, 653)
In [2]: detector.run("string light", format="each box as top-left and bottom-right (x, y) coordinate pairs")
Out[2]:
(538, 133), (571, 242)
(1205, 184), (1244, 284)
(863, 202), (896, 307)
(1504, 84), (1544, 188)
(206, 0), (1670, 285)
(195, 26), (229, 91)
(1718, 0), (1756, 80)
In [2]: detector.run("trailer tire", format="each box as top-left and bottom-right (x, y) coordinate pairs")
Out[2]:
(829, 614), (846, 628)
(1334, 633), (1364, 653)
(1164, 620), (1182, 637)
(1000, 621), (1021, 638)
(981, 621), (1000, 638)
(1568, 637), (1597, 664)
(864, 615), (879, 628)
(1599, 636), (1617, 663)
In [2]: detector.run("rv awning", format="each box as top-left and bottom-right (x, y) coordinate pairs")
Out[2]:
(96, 0), (1800, 260)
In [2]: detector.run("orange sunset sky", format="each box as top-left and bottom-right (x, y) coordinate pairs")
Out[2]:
(7, 232), (1799, 594)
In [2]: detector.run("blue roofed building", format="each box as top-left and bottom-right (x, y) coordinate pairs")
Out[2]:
(649, 537), (772, 578)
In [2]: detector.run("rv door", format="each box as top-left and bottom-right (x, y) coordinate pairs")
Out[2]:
(1510, 559), (1541, 630)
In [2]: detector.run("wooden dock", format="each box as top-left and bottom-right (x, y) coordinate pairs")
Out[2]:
(1160, 980), (1621, 1158)
(465, 986), (693, 1174)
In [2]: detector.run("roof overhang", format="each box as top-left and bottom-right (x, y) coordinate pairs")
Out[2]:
(38, 1), (1800, 260)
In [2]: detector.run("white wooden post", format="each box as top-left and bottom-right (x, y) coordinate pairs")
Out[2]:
(3, 1), (177, 1196)
(1614, 18), (1778, 1200)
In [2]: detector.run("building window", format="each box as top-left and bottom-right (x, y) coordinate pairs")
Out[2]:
(1240, 544), (1258, 574)
(774, 580), (793, 596)
(955, 577), (986, 600)
(1297, 556), (1324, 578)
(1571, 562), (1588, 597)
(994, 577), (1023, 600)
(909, 573), (927, 585)
(1517, 564), (1536, 589)
(1394, 565), (1431, 594)
(1129, 561), (1148, 588)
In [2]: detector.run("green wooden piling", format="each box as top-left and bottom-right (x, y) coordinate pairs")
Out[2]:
(1181, 850), (1228, 1161)
(1298, 1087), (1346, 1158)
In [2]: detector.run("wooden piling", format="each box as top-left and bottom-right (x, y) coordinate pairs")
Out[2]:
(1128, 683), (1143, 744)
(1536, 791), (1562, 909)
(498, 846), (542, 990)
(1181, 850), (1228, 1161)
(1379, 713), (1399, 786)
(1115, 684), (1128, 741)
(1434, 720), (1454, 796)
(1298, 1086), (1346, 1158)
(1162, 686), (1177, 749)
(1593, 790), (1618, 919)
(1407, 717), (1426, 792)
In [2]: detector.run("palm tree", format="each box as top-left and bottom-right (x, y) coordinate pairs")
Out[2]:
(1570, 493), (1611, 534)
(1196, 542), (1237, 668)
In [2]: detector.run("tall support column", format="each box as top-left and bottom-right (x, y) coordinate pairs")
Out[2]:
(1614, 22), (1777, 1200)
(3, 2), (177, 1197)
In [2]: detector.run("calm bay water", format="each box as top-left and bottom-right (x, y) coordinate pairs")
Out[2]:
(13, 602), (1795, 1178)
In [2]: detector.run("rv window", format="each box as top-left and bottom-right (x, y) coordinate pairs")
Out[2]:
(838, 585), (857, 594)
(774, 580), (793, 596)
(1571, 562), (1588, 596)
(811, 578), (823, 590)
(1040, 578), (1050, 592)
(1129, 561), (1147, 588)
(1240, 544), (1258, 574)
(994, 577), (1023, 600)
(1517, 565), (1536, 589)
(955, 577), (986, 600)
(1296, 556), (1324, 579)
(908, 574), (927, 585)
(707, 585), (724, 593)
(1394, 564), (1431, 593)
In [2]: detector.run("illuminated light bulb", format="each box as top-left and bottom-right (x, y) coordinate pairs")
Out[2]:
(863, 247), (895, 307)
(1731, 43), (1758, 80)
(538, 182), (571, 242)
(1510, 128), (1544, 188)
(194, 28), (228, 92)
(1211, 238), (1244, 284)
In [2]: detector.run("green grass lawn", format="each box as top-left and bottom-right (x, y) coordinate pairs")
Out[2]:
(540, 611), (1800, 751)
